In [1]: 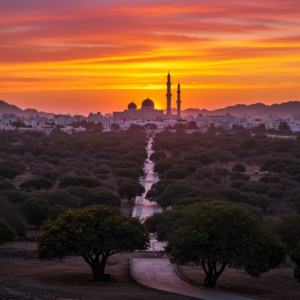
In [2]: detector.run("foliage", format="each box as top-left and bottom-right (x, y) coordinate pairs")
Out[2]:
(117, 180), (145, 201)
(58, 176), (101, 189)
(19, 177), (53, 191)
(0, 197), (27, 237)
(165, 202), (286, 288)
(0, 218), (16, 246)
(0, 181), (17, 191)
(37, 205), (150, 280)
(275, 213), (300, 253)
(232, 163), (246, 173)
(23, 198), (52, 229)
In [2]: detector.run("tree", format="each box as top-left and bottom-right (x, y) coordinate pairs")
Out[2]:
(113, 168), (141, 180)
(37, 205), (150, 281)
(216, 154), (235, 165)
(232, 163), (246, 173)
(89, 188), (121, 207)
(40, 190), (81, 208)
(278, 121), (290, 131)
(149, 151), (166, 162)
(23, 198), (52, 229)
(0, 197), (27, 237)
(229, 172), (250, 181)
(256, 195), (271, 214)
(117, 180), (145, 201)
(217, 188), (248, 203)
(110, 123), (120, 131)
(270, 163), (287, 174)
(40, 171), (56, 182)
(0, 218), (16, 245)
(0, 181), (17, 191)
(58, 176), (101, 189)
(153, 161), (173, 175)
(19, 178), (53, 192)
(266, 189), (283, 199)
(291, 241), (300, 282)
(0, 166), (21, 181)
(275, 213), (300, 253)
(161, 168), (188, 180)
(165, 202), (286, 288)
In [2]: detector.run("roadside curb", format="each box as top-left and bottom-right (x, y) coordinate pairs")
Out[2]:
(174, 265), (269, 300)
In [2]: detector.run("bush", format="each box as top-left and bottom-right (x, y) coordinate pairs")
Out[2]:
(0, 218), (16, 245)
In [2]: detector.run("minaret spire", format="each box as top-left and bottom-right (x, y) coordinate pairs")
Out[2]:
(177, 82), (181, 120)
(166, 73), (172, 116)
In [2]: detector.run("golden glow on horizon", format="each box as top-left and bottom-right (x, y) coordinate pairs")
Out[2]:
(1, 0), (300, 114)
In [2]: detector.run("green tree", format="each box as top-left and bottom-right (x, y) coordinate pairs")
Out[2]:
(229, 172), (250, 181)
(153, 161), (173, 175)
(149, 151), (166, 162)
(58, 176), (101, 189)
(270, 163), (287, 174)
(275, 213), (300, 253)
(0, 181), (17, 191)
(89, 188), (121, 207)
(23, 198), (52, 229)
(266, 189), (283, 199)
(40, 171), (56, 182)
(37, 205), (150, 281)
(165, 202), (286, 288)
(19, 178), (53, 192)
(278, 121), (290, 131)
(117, 180), (145, 201)
(0, 218), (16, 245)
(161, 168), (188, 180)
(0, 166), (21, 181)
(216, 154), (235, 165)
(217, 188), (248, 203)
(232, 163), (246, 173)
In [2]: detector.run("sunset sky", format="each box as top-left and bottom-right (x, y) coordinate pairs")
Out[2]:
(1, 0), (300, 115)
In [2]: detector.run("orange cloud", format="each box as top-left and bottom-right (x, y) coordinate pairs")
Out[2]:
(0, 0), (300, 114)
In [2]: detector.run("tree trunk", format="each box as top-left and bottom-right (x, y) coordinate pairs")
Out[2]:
(202, 260), (227, 288)
(91, 262), (106, 281)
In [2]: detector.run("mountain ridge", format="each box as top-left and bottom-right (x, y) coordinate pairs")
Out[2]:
(1, 100), (300, 119)
(0, 100), (54, 118)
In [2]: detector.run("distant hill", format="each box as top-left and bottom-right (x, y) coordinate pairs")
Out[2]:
(166, 101), (300, 118)
(0, 100), (54, 118)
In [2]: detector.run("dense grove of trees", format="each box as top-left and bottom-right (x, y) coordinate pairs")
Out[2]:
(0, 128), (147, 235)
(145, 129), (300, 284)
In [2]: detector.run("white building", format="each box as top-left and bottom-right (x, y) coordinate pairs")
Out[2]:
(1, 113), (18, 125)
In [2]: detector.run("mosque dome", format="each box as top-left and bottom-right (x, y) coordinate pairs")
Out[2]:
(142, 98), (154, 108)
(128, 102), (137, 109)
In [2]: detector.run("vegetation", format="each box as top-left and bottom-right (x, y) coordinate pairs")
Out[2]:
(37, 205), (150, 280)
(165, 202), (286, 288)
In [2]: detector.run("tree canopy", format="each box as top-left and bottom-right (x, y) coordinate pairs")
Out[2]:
(37, 205), (150, 280)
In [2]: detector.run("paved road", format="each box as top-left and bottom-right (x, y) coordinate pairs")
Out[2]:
(132, 138), (162, 219)
(131, 259), (265, 300)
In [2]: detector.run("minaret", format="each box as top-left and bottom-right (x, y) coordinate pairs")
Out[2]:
(166, 73), (172, 116)
(177, 83), (181, 120)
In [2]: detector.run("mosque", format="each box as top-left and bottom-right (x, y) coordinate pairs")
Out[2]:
(113, 73), (181, 121)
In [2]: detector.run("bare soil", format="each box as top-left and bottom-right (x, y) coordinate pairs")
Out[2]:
(0, 242), (190, 300)
(177, 265), (300, 300)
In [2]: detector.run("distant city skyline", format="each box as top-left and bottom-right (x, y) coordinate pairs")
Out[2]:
(1, 0), (300, 115)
